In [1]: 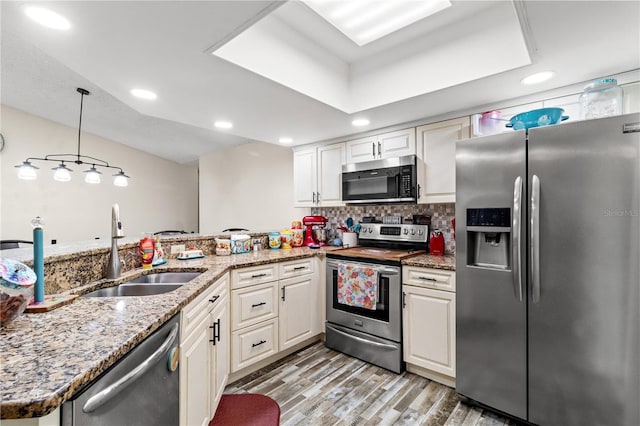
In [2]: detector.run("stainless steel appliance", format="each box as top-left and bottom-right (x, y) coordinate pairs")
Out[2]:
(342, 155), (417, 204)
(326, 223), (428, 373)
(456, 113), (640, 425)
(61, 314), (181, 426)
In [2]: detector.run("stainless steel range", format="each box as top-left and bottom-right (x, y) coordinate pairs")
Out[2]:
(325, 223), (428, 373)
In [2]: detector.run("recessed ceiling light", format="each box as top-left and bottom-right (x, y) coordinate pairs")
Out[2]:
(130, 88), (157, 100)
(521, 71), (555, 85)
(279, 137), (293, 144)
(25, 6), (71, 30)
(214, 121), (233, 129)
(304, 0), (451, 46)
(352, 119), (370, 127)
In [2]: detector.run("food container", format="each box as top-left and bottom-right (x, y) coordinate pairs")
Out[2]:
(342, 232), (358, 248)
(215, 238), (231, 256)
(291, 228), (304, 247)
(231, 234), (251, 254)
(1, 258), (36, 325)
(268, 232), (281, 249)
(579, 77), (623, 119)
(291, 221), (302, 229)
(478, 110), (504, 135)
(506, 108), (569, 130)
(280, 230), (293, 250)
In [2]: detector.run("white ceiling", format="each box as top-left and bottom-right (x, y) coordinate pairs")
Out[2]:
(1, 1), (639, 164)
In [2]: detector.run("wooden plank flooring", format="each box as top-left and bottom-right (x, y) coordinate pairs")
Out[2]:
(225, 342), (523, 426)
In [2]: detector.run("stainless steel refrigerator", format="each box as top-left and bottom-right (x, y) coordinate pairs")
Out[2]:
(455, 113), (639, 425)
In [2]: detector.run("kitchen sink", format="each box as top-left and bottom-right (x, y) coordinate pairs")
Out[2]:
(82, 272), (202, 297)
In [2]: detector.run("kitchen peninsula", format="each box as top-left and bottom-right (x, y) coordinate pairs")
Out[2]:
(0, 239), (454, 421)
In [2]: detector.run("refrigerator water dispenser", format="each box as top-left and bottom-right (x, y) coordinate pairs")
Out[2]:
(466, 208), (511, 270)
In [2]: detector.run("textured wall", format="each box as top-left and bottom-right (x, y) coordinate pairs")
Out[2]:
(311, 203), (456, 254)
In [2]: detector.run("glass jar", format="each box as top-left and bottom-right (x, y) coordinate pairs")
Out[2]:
(579, 78), (623, 119)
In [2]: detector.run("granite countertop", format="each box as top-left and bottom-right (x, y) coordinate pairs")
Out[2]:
(0, 247), (335, 419)
(0, 246), (454, 419)
(401, 254), (456, 270)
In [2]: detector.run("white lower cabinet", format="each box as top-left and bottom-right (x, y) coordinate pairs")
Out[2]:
(180, 274), (229, 426)
(279, 274), (320, 351)
(402, 267), (456, 385)
(231, 318), (278, 372)
(230, 257), (322, 374)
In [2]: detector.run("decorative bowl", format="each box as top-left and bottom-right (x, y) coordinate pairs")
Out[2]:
(0, 258), (36, 325)
(506, 108), (569, 130)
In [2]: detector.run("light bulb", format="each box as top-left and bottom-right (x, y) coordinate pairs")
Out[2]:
(113, 172), (129, 187)
(16, 161), (38, 180)
(52, 164), (72, 182)
(84, 166), (102, 184)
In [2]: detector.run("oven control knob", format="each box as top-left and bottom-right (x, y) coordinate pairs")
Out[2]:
(410, 229), (416, 235)
(418, 229), (424, 235)
(403, 229), (408, 235)
(367, 227), (373, 233)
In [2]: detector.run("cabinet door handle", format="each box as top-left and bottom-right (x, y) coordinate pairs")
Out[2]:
(251, 302), (266, 308)
(377, 141), (381, 157)
(251, 273), (267, 279)
(402, 291), (406, 308)
(209, 320), (219, 345)
(293, 266), (306, 271)
(281, 286), (286, 301)
(418, 276), (437, 282)
(316, 192), (320, 204)
(252, 340), (267, 348)
(312, 192), (316, 204)
(209, 295), (220, 304)
(417, 184), (421, 198)
(372, 142), (376, 157)
(216, 319), (221, 343)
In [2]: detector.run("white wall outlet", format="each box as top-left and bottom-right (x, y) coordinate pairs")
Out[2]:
(170, 244), (186, 254)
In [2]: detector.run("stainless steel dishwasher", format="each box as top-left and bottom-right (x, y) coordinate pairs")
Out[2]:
(61, 314), (180, 426)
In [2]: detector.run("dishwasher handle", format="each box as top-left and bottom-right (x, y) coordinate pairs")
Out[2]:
(82, 323), (179, 413)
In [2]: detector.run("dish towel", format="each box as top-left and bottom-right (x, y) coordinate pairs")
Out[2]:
(337, 263), (379, 310)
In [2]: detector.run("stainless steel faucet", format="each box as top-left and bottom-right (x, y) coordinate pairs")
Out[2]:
(106, 204), (125, 279)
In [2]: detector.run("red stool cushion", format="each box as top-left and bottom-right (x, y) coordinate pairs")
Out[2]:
(210, 394), (280, 426)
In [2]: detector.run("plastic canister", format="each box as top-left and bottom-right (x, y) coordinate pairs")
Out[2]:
(579, 78), (623, 119)
(230, 234), (251, 254)
(268, 232), (281, 249)
(280, 230), (293, 250)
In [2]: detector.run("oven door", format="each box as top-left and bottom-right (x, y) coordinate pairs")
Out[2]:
(326, 259), (401, 342)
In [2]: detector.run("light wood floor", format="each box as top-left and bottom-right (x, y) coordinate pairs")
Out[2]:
(225, 342), (523, 426)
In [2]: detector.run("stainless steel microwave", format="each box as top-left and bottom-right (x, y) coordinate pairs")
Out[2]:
(341, 155), (417, 204)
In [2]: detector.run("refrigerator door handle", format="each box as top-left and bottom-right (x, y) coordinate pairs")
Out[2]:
(512, 176), (524, 302)
(531, 174), (541, 303)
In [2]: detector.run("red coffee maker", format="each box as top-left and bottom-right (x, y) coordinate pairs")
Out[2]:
(302, 215), (328, 246)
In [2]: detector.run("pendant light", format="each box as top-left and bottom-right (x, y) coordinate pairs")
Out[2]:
(15, 88), (130, 186)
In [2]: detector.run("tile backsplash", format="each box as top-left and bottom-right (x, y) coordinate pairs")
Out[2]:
(311, 203), (456, 254)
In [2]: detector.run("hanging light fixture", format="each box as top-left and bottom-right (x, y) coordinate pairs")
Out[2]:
(15, 88), (130, 187)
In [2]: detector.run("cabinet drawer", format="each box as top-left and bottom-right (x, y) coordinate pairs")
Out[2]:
(279, 258), (314, 279)
(231, 282), (278, 331)
(182, 274), (229, 339)
(402, 266), (455, 292)
(231, 319), (278, 372)
(231, 264), (279, 289)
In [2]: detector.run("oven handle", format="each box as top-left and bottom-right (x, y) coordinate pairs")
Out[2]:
(326, 260), (399, 275)
(328, 324), (398, 351)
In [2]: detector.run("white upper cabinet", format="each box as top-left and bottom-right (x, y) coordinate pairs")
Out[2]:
(343, 135), (378, 163)
(417, 116), (470, 204)
(345, 128), (416, 163)
(293, 143), (344, 207)
(292, 148), (317, 207)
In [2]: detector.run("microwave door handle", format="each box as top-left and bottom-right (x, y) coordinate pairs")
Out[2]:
(395, 174), (400, 197)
